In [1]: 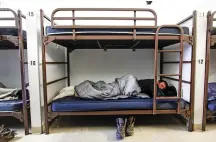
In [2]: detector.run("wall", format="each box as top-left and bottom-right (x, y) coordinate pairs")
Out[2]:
(0, 50), (28, 88)
(70, 49), (154, 85)
(209, 52), (216, 82)
(163, 43), (192, 102)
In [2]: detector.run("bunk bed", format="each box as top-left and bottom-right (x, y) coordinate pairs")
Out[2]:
(40, 8), (196, 134)
(203, 11), (216, 131)
(0, 8), (29, 135)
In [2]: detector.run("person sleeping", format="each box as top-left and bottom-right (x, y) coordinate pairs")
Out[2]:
(52, 75), (174, 101)
(138, 79), (168, 98)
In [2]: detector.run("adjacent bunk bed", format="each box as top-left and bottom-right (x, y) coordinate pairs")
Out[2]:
(203, 11), (216, 131)
(40, 8), (196, 134)
(0, 8), (29, 135)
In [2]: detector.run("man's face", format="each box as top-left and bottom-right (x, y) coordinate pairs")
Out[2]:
(158, 82), (166, 90)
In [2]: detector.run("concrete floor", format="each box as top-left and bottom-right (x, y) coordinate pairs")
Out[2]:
(1, 115), (216, 142)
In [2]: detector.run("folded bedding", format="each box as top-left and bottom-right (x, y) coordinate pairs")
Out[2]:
(0, 82), (29, 101)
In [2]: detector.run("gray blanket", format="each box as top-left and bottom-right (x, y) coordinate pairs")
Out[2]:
(0, 88), (22, 101)
(74, 74), (148, 100)
(0, 82), (22, 101)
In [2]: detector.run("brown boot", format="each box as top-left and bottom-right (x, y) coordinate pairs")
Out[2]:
(116, 118), (127, 140)
(125, 116), (135, 136)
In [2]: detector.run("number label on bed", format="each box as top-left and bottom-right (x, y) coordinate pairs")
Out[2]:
(198, 12), (205, 17)
(30, 61), (36, 65)
(198, 59), (204, 64)
(28, 12), (34, 17)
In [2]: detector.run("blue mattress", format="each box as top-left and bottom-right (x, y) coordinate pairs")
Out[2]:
(0, 28), (26, 37)
(51, 96), (186, 112)
(46, 26), (189, 36)
(0, 99), (30, 112)
(208, 101), (216, 111)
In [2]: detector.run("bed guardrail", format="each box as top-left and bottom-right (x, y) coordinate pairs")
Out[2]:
(50, 8), (157, 29)
(177, 14), (193, 25)
(0, 8), (18, 28)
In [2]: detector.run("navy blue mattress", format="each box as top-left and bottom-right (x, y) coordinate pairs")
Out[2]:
(46, 26), (189, 36)
(51, 96), (187, 112)
(0, 28), (27, 49)
(0, 99), (30, 112)
(208, 101), (216, 111)
(211, 28), (216, 35)
(0, 28), (26, 37)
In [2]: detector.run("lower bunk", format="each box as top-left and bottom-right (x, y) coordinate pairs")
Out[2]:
(205, 82), (216, 121)
(0, 83), (30, 122)
(46, 95), (192, 133)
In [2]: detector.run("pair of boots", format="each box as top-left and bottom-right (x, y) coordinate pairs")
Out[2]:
(116, 116), (135, 140)
(0, 125), (15, 142)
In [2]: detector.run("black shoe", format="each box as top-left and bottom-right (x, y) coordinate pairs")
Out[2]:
(125, 116), (135, 136)
(116, 118), (127, 140)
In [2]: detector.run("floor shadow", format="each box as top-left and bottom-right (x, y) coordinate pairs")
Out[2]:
(50, 114), (187, 134)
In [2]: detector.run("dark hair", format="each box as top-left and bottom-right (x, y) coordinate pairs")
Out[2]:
(158, 80), (168, 89)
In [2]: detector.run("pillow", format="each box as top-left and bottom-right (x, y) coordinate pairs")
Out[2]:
(135, 93), (150, 98)
(0, 82), (6, 88)
(52, 86), (75, 101)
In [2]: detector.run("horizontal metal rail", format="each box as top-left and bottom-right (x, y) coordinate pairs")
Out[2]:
(177, 15), (193, 25)
(52, 25), (157, 29)
(162, 61), (191, 64)
(162, 76), (191, 84)
(46, 62), (67, 64)
(51, 8), (157, 29)
(46, 77), (68, 85)
(50, 109), (183, 116)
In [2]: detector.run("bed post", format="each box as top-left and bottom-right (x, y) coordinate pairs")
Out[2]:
(153, 30), (159, 115)
(18, 10), (29, 135)
(40, 9), (49, 134)
(67, 48), (70, 86)
(188, 10), (197, 132)
(160, 52), (163, 80)
(202, 11), (212, 131)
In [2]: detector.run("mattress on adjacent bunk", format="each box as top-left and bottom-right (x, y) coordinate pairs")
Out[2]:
(0, 99), (30, 112)
(0, 28), (27, 49)
(0, 28), (26, 37)
(51, 96), (188, 112)
(211, 28), (216, 35)
(46, 26), (189, 36)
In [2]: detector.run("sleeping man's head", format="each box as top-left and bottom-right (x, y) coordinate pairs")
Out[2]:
(157, 80), (168, 90)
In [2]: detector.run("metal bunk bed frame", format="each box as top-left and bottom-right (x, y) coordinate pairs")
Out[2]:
(203, 11), (216, 131)
(0, 8), (29, 135)
(40, 8), (196, 134)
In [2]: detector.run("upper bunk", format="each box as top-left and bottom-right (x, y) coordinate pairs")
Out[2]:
(0, 8), (27, 49)
(42, 8), (193, 50)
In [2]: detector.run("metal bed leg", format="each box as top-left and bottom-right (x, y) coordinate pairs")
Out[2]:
(18, 10), (29, 135)
(40, 9), (49, 134)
